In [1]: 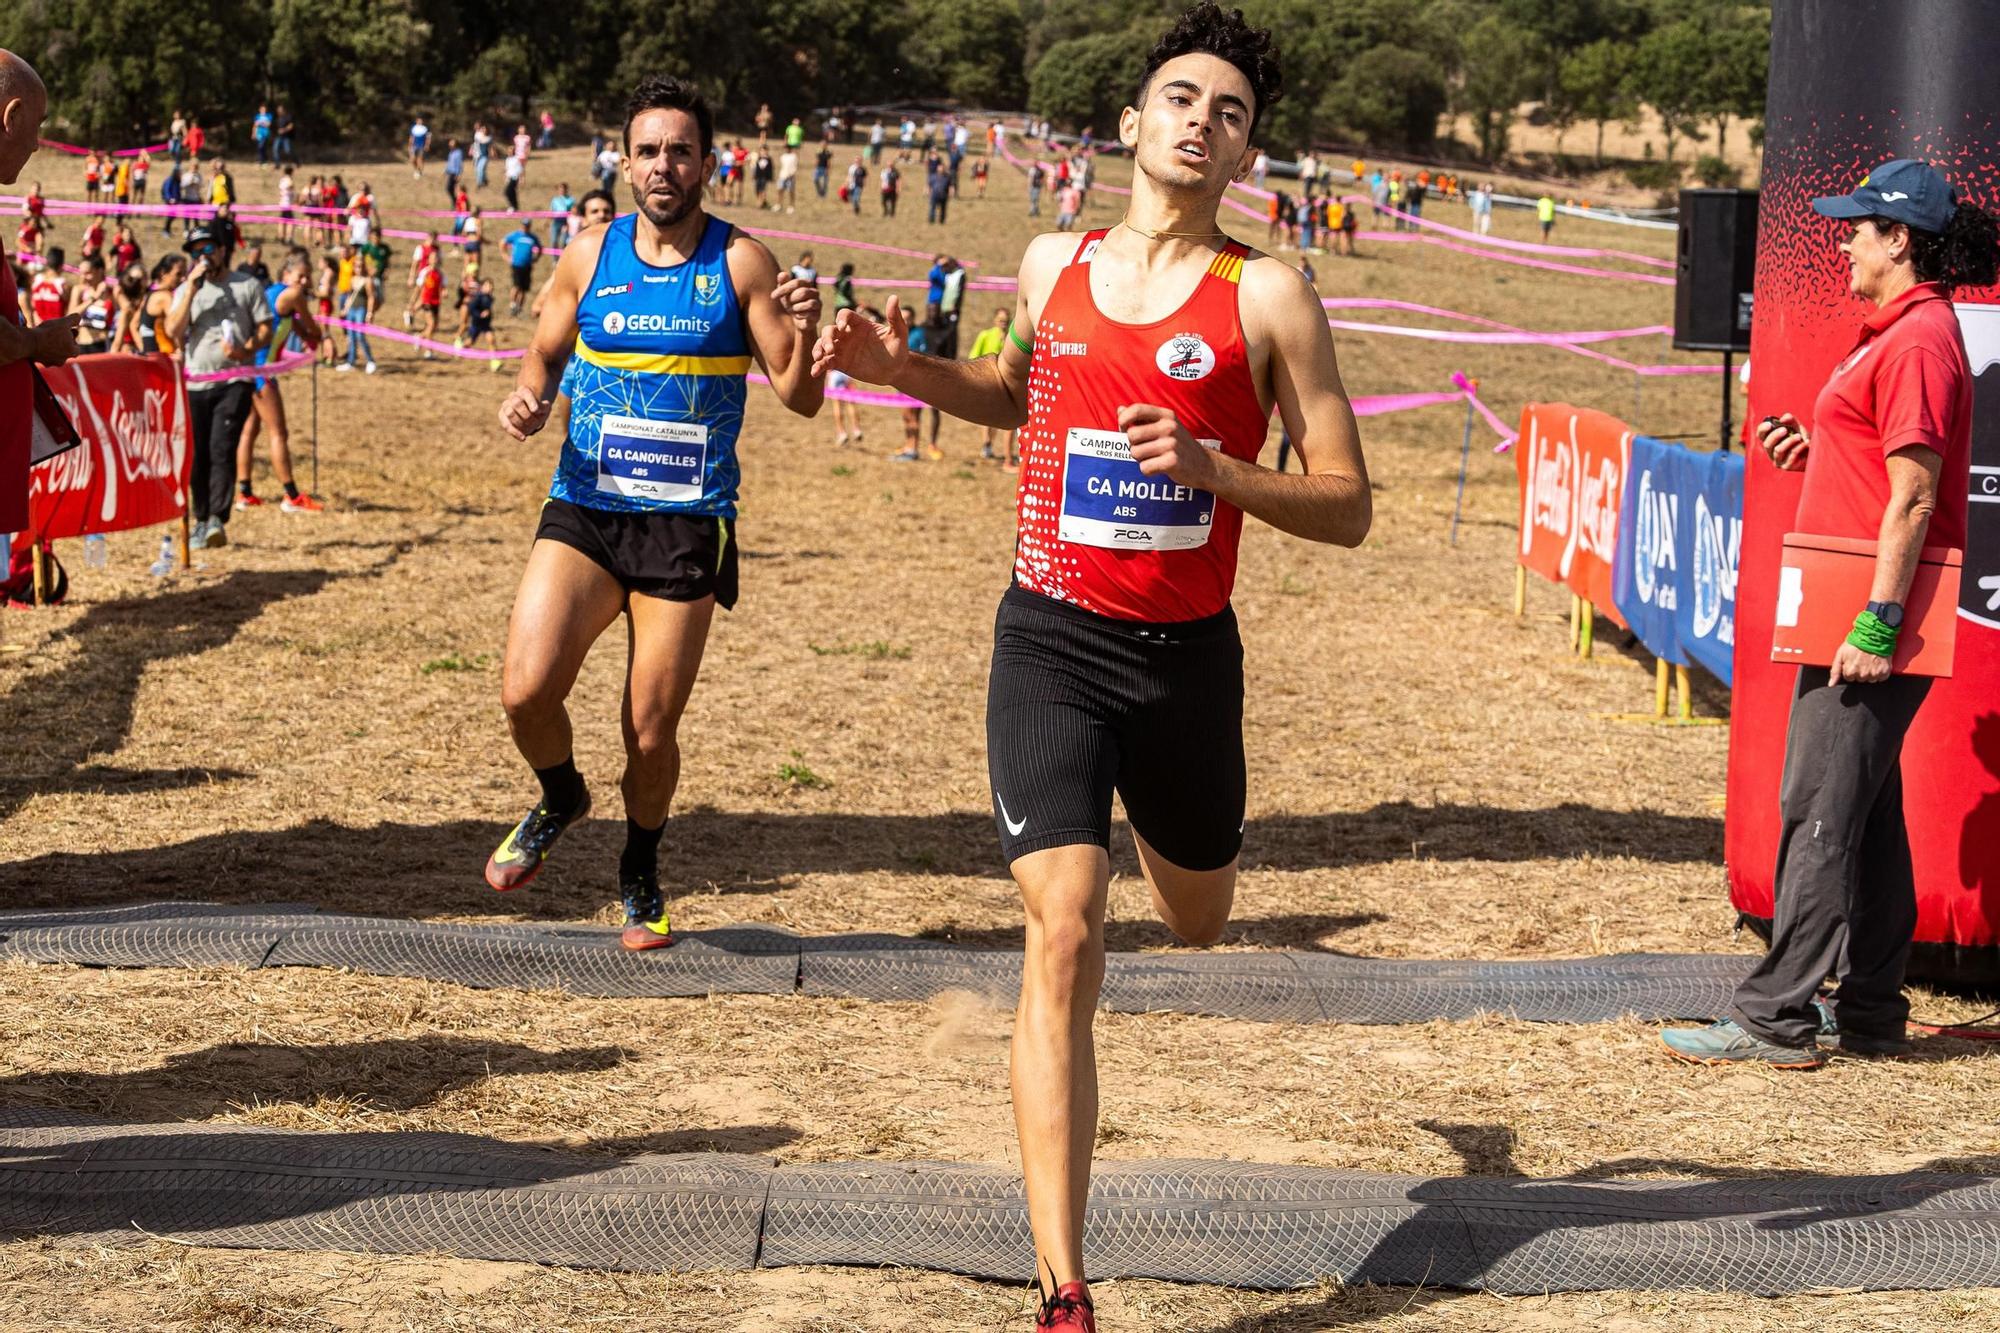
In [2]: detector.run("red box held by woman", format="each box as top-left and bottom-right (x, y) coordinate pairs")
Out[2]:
(1771, 533), (1962, 676)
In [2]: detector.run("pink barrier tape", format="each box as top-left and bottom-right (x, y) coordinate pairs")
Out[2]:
(995, 138), (1267, 223)
(1350, 389), (1464, 416)
(184, 349), (317, 384)
(1357, 198), (1672, 268)
(1315, 296), (1713, 374)
(39, 139), (168, 158)
(722, 219), (980, 268)
(1322, 296), (1667, 337)
(756, 373), (924, 409)
(7, 194), (565, 224)
(327, 317), (521, 360)
(1343, 223), (1673, 285)
(1327, 317), (1673, 347)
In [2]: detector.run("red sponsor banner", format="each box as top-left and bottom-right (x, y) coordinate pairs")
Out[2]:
(25, 353), (190, 544)
(1514, 401), (1631, 628)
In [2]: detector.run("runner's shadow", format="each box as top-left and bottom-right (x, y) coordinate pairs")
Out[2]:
(0, 1036), (626, 1123)
(0, 803), (1724, 920)
(0, 569), (334, 822)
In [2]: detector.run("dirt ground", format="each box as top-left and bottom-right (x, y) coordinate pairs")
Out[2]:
(2, 136), (1993, 1330)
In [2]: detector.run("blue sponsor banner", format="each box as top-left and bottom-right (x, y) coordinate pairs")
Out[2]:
(1612, 438), (1743, 685)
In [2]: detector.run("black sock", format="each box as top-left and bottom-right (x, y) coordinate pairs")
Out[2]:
(533, 757), (586, 816)
(282, 481), (300, 499)
(237, 478), (253, 496)
(620, 817), (666, 880)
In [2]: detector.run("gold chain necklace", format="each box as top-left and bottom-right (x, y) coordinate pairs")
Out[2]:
(1119, 219), (1227, 241)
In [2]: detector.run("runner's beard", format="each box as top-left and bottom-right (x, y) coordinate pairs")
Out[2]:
(634, 177), (699, 229)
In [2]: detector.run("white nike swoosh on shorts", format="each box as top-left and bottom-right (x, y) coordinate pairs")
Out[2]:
(997, 796), (1027, 837)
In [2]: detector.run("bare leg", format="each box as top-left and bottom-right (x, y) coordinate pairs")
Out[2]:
(1011, 842), (1109, 1296)
(1132, 829), (1237, 946)
(618, 592), (716, 827)
(500, 539), (628, 769)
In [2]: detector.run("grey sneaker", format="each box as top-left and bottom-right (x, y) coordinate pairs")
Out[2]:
(203, 519), (228, 549)
(187, 521), (209, 551)
(1660, 1018), (1824, 1069)
(1813, 998), (1913, 1057)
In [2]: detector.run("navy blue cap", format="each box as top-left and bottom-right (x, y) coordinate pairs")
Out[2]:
(1812, 158), (1958, 234)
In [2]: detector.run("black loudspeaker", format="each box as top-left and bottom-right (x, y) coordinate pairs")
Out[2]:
(1673, 189), (1759, 352)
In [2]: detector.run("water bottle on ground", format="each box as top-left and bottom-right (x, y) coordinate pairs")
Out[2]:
(84, 534), (107, 568)
(150, 532), (176, 578)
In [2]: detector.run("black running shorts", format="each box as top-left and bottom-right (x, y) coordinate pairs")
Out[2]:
(534, 498), (739, 608)
(986, 584), (1245, 870)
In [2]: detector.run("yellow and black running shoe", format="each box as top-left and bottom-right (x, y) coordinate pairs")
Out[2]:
(484, 790), (591, 892)
(620, 870), (673, 951)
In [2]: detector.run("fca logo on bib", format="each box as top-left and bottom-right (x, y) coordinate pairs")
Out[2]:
(1157, 333), (1216, 381)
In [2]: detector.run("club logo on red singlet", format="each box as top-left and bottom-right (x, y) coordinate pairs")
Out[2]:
(1157, 332), (1216, 381)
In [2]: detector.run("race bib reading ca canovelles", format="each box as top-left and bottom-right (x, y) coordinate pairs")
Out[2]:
(1057, 426), (1220, 550)
(595, 415), (707, 504)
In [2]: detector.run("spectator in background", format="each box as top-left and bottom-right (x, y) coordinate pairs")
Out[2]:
(273, 105), (294, 164)
(1536, 190), (1556, 240)
(595, 139), (620, 193)
(537, 108), (555, 150)
(845, 156), (865, 215)
(549, 182), (575, 247)
(252, 103), (273, 168)
(409, 115), (431, 178)
(776, 145), (798, 213)
(132, 148), (150, 203)
(1055, 179), (1082, 231)
(1027, 160), (1044, 217)
(879, 155), (899, 217)
(1, 49), (81, 541)
(1470, 181), (1494, 236)
(813, 139), (833, 199)
(512, 123), (531, 162)
(158, 155), (183, 235)
(169, 108), (187, 166)
(185, 119), (206, 161)
(473, 122), (493, 188)
(965, 305), (1015, 466)
(503, 219), (539, 317)
(504, 148), (525, 213)
(831, 261), (856, 312)
(164, 221), (271, 547)
(444, 137), (465, 206)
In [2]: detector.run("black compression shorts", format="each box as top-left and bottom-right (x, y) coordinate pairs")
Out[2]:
(986, 584), (1245, 870)
(534, 498), (738, 608)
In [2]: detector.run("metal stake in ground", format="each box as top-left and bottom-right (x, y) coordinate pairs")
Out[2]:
(1449, 385), (1475, 546)
(311, 359), (319, 497)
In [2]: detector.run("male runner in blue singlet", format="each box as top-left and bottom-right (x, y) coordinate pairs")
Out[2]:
(491, 76), (823, 947)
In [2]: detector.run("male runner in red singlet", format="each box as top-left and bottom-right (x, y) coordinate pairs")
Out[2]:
(813, 7), (1368, 1327)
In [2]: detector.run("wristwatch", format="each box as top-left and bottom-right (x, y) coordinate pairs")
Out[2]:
(1866, 600), (1905, 629)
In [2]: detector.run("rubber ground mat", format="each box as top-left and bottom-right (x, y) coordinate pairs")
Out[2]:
(0, 902), (1752, 1025)
(6, 1109), (1998, 1293)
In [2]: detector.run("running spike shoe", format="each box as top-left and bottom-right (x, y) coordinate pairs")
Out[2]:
(620, 870), (673, 951)
(233, 492), (265, 510)
(280, 492), (324, 513)
(1034, 1281), (1095, 1331)
(484, 789), (591, 892)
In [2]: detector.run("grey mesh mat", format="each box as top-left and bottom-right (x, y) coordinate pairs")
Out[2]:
(5, 1109), (1997, 1293)
(0, 902), (1753, 1025)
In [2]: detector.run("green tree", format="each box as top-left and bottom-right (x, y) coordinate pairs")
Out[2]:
(2, 0), (268, 143)
(1631, 17), (1709, 164)
(901, 0), (1028, 110)
(1701, 15), (1768, 157)
(1316, 44), (1448, 151)
(1456, 14), (1539, 161)
(1559, 38), (1638, 166)
(1027, 30), (1148, 135)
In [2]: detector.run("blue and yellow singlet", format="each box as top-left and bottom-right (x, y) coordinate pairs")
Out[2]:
(553, 213), (751, 516)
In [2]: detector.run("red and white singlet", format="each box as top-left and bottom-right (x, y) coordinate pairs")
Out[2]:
(29, 272), (65, 324)
(1013, 228), (1268, 622)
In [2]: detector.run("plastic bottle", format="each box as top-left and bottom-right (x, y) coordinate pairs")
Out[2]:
(149, 532), (176, 577)
(84, 534), (107, 568)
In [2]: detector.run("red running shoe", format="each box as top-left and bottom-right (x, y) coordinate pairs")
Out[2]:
(1035, 1282), (1095, 1331)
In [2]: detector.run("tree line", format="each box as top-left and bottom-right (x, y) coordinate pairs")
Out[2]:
(5, 0), (1765, 174)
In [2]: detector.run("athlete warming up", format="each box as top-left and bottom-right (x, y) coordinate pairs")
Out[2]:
(813, 7), (1367, 1327)
(493, 76), (822, 947)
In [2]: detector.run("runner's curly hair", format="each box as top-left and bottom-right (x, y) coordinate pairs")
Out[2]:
(624, 76), (713, 158)
(1137, 2), (1283, 136)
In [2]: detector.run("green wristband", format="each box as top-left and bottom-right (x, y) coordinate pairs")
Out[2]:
(1007, 323), (1033, 355)
(1845, 610), (1899, 659)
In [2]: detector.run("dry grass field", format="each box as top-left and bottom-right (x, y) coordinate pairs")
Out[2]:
(1, 135), (1993, 1330)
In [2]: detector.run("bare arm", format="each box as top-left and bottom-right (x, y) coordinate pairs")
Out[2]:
(1123, 260), (1371, 547)
(810, 230), (1066, 429)
(1869, 447), (1943, 603)
(497, 225), (596, 439)
(730, 231), (823, 416)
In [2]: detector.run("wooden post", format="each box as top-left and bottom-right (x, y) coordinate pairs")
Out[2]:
(1514, 565), (1526, 617)
(29, 542), (47, 606)
(1569, 594), (1580, 651)
(1450, 394), (1475, 546)
(1580, 603), (1594, 659)
(1655, 657), (1671, 718)
(179, 511), (192, 569)
(1676, 665), (1694, 720)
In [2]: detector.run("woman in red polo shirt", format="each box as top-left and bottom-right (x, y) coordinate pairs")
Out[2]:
(1664, 159), (1998, 1069)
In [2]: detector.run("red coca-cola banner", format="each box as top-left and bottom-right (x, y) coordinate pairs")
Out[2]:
(24, 353), (190, 544)
(1514, 401), (1631, 629)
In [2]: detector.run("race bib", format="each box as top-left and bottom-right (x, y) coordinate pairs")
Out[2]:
(1057, 427), (1219, 551)
(595, 415), (707, 503)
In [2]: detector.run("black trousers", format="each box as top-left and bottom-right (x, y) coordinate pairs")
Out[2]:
(189, 381), (253, 525)
(1732, 667), (1933, 1046)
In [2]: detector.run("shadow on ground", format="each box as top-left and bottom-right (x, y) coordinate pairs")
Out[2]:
(0, 802), (1722, 921)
